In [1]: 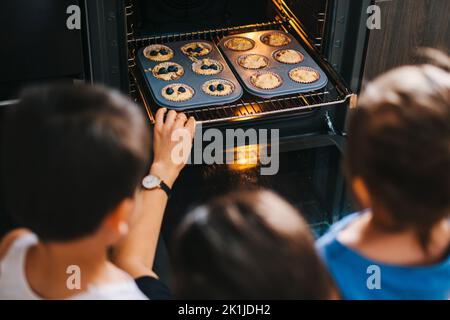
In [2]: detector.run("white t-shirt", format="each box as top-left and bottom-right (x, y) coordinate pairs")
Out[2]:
(0, 233), (147, 300)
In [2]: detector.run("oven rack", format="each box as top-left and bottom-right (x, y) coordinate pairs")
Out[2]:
(127, 19), (353, 125)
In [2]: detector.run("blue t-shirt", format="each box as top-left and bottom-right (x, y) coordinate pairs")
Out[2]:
(316, 213), (450, 300)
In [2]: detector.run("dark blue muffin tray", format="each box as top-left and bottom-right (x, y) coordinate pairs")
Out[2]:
(218, 30), (328, 99)
(137, 40), (243, 110)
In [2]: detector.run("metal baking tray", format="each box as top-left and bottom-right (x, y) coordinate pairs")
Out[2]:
(218, 30), (328, 98)
(137, 40), (243, 110)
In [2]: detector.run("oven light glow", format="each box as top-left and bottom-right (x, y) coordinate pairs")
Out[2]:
(231, 105), (262, 122)
(228, 145), (260, 171)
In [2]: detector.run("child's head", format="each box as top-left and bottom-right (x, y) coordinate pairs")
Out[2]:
(2, 84), (150, 244)
(346, 50), (450, 243)
(172, 189), (335, 299)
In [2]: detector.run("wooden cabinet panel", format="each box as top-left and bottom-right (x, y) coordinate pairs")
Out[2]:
(363, 0), (450, 82)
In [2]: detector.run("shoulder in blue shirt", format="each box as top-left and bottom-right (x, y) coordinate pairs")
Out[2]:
(316, 212), (450, 300)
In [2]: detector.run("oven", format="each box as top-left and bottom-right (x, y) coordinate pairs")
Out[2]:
(84, 0), (369, 132)
(0, 0), (372, 240)
(123, 0), (367, 238)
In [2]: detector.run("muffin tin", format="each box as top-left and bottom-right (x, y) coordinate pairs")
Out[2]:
(218, 30), (328, 98)
(138, 40), (243, 110)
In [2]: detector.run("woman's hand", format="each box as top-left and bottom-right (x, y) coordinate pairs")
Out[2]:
(150, 108), (196, 187)
(112, 108), (195, 280)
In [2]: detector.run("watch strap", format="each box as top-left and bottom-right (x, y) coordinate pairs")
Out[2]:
(159, 180), (172, 198)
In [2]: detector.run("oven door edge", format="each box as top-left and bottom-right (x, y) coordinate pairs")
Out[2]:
(82, 0), (130, 93)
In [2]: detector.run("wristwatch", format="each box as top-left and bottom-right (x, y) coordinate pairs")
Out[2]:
(141, 174), (172, 198)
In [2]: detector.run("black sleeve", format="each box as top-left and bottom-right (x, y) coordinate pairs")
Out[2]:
(135, 276), (173, 300)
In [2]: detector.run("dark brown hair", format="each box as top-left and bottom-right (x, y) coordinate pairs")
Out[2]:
(172, 189), (335, 299)
(346, 49), (450, 247)
(2, 84), (150, 241)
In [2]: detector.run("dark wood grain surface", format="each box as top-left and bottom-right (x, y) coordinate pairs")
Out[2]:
(363, 0), (450, 83)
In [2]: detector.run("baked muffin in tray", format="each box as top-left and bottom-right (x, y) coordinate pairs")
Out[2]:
(152, 62), (184, 81)
(289, 67), (320, 84)
(161, 84), (195, 102)
(250, 71), (283, 90)
(192, 58), (223, 75)
(202, 79), (235, 96)
(260, 32), (291, 47)
(224, 37), (255, 51)
(273, 49), (304, 64)
(181, 42), (212, 57)
(143, 44), (174, 62)
(238, 54), (269, 70)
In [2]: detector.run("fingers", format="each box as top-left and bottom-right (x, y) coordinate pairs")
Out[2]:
(173, 113), (188, 129)
(155, 108), (194, 135)
(185, 116), (196, 137)
(164, 110), (178, 129)
(155, 108), (167, 131)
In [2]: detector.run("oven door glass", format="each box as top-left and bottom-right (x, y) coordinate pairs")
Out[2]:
(163, 144), (355, 241)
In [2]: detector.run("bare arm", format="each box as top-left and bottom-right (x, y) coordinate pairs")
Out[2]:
(112, 108), (195, 278)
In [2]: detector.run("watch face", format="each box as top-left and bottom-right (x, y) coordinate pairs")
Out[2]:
(142, 175), (161, 189)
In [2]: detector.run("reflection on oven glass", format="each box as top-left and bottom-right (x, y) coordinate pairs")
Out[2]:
(228, 145), (260, 171)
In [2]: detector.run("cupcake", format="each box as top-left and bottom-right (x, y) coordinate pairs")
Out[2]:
(161, 84), (194, 102)
(192, 58), (223, 75)
(202, 79), (235, 96)
(224, 37), (255, 51)
(289, 67), (320, 83)
(260, 32), (291, 47)
(143, 44), (174, 62)
(152, 62), (184, 81)
(181, 42), (212, 57)
(250, 72), (283, 90)
(273, 49), (304, 64)
(238, 54), (269, 70)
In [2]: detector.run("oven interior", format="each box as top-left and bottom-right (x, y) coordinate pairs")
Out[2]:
(164, 144), (354, 239)
(119, 0), (357, 242)
(125, 0), (355, 127)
